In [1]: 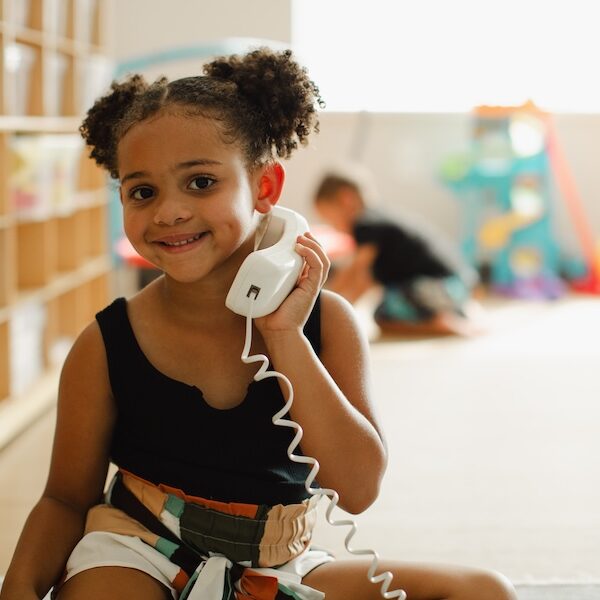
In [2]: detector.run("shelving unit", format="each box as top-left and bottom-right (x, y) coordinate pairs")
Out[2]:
(0, 0), (113, 449)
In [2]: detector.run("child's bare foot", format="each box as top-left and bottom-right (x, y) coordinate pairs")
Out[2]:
(375, 311), (487, 338)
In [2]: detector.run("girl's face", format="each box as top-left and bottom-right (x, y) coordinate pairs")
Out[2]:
(117, 111), (260, 285)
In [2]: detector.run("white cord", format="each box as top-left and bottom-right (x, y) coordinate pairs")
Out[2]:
(240, 305), (406, 600)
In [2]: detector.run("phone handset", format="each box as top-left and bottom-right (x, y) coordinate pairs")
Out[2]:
(226, 206), (309, 318)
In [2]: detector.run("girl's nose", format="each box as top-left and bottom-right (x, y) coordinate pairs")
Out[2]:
(153, 196), (193, 226)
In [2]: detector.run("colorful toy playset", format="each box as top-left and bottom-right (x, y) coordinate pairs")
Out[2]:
(441, 101), (599, 298)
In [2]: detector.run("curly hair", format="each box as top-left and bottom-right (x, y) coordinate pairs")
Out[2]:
(79, 48), (324, 179)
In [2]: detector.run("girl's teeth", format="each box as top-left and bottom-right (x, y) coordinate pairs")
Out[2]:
(164, 233), (202, 246)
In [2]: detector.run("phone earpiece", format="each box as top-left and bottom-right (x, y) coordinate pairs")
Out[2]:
(226, 206), (309, 317)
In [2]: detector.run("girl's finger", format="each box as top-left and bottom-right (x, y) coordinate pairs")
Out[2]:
(304, 231), (322, 246)
(295, 242), (325, 291)
(297, 234), (330, 284)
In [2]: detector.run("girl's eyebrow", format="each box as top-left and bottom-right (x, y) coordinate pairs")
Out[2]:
(177, 159), (223, 169)
(121, 159), (223, 185)
(121, 171), (147, 185)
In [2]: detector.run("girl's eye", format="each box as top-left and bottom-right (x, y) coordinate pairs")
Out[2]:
(189, 176), (215, 191)
(131, 187), (154, 201)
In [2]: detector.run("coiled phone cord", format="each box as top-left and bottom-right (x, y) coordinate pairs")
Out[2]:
(241, 308), (406, 600)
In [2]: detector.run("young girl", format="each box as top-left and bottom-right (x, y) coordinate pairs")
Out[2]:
(0, 49), (515, 600)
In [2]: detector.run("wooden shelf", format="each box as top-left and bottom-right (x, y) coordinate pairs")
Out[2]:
(9, 25), (45, 47)
(0, 255), (111, 325)
(0, 212), (14, 227)
(0, 115), (82, 132)
(0, 1), (113, 444)
(0, 364), (60, 450)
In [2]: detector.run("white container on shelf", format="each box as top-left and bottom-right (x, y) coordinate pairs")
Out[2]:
(44, 52), (69, 116)
(48, 135), (85, 215)
(10, 136), (55, 220)
(9, 301), (47, 396)
(3, 43), (36, 116)
(44, 0), (69, 37)
(10, 135), (84, 220)
(77, 0), (98, 44)
(11, 0), (33, 28)
(78, 54), (113, 114)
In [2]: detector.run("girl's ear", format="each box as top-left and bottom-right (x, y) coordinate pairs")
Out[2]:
(254, 162), (285, 214)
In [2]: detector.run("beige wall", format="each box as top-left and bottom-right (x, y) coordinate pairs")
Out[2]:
(112, 0), (292, 60)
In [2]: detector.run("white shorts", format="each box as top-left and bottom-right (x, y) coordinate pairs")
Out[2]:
(59, 531), (334, 599)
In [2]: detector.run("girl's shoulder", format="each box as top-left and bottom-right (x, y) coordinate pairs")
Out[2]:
(62, 316), (112, 390)
(319, 289), (368, 352)
(320, 288), (359, 321)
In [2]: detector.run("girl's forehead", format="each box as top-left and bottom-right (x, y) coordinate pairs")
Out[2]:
(122, 111), (222, 144)
(117, 112), (242, 171)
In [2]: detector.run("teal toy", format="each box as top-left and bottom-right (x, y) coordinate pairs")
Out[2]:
(441, 102), (566, 299)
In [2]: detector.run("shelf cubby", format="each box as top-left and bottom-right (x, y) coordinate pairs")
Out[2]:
(56, 210), (86, 271)
(0, 227), (15, 307)
(0, 0), (112, 444)
(16, 218), (57, 288)
(0, 320), (8, 400)
(86, 203), (107, 256)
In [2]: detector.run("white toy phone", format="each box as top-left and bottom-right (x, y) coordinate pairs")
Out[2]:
(226, 206), (309, 318)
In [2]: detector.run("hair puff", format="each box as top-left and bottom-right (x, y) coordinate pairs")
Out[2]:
(204, 48), (324, 160)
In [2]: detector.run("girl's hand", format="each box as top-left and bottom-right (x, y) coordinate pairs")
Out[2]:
(254, 231), (330, 336)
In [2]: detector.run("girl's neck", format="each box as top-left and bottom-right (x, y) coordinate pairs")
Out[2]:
(149, 275), (236, 326)
(148, 244), (252, 329)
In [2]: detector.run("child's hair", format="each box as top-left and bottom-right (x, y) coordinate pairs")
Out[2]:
(80, 47), (324, 179)
(314, 173), (361, 202)
(313, 158), (382, 209)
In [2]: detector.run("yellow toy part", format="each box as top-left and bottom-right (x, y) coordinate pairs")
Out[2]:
(478, 212), (538, 250)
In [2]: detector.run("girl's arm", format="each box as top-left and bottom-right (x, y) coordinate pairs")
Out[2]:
(0, 322), (115, 600)
(257, 234), (387, 515)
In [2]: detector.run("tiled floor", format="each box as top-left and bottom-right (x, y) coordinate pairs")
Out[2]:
(1, 294), (599, 585)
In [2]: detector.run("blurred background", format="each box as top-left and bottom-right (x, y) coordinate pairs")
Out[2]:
(0, 0), (599, 595)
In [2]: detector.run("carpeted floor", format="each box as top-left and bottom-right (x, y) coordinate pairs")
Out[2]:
(311, 294), (600, 583)
(515, 583), (600, 599)
(2, 575), (599, 599)
(1, 294), (599, 592)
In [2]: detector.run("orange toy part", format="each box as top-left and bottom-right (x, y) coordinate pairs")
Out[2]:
(115, 236), (156, 269)
(545, 118), (600, 293)
(310, 224), (356, 260)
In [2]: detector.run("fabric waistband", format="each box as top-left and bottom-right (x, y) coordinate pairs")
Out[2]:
(91, 470), (319, 572)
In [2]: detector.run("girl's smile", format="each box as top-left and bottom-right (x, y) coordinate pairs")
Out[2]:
(151, 231), (210, 253)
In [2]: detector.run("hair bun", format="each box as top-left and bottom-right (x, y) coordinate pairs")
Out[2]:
(204, 47), (324, 159)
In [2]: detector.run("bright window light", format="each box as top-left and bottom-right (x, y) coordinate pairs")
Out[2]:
(292, 0), (600, 112)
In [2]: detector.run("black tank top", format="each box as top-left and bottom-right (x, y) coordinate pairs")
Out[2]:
(96, 296), (321, 506)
